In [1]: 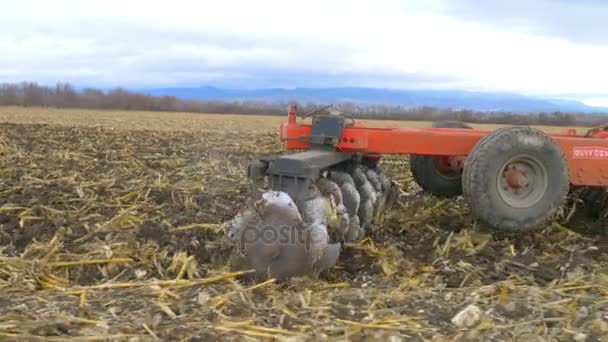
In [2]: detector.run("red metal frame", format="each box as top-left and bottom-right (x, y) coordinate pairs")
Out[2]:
(279, 105), (608, 186)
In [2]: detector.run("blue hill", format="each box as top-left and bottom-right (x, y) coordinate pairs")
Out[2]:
(136, 86), (608, 113)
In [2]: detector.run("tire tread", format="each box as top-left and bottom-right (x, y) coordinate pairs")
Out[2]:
(462, 126), (570, 232)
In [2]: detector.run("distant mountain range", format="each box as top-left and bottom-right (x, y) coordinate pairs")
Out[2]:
(136, 86), (608, 113)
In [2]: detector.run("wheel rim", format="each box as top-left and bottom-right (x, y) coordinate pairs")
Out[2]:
(496, 155), (548, 208)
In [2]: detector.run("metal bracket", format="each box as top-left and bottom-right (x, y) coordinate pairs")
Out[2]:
(310, 114), (346, 148)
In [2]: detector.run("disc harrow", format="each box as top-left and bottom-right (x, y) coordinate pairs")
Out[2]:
(561, 186), (608, 233)
(224, 161), (398, 281)
(223, 104), (608, 281)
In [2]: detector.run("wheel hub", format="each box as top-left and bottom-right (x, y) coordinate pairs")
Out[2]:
(504, 165), (528, 189)
(497, 156), (548, 208)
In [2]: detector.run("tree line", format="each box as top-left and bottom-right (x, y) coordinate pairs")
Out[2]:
(1, 81), (607, 127)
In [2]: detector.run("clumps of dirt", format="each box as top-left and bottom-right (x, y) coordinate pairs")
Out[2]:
(1, 121), (607, 341)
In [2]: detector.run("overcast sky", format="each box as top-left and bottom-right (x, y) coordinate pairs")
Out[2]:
(2, 0), (608, 105)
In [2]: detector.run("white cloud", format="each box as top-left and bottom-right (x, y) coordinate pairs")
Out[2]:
(581, 98), (608, 107)
(1, 0), (607, 102)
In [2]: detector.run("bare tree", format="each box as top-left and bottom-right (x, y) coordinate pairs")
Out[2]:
(1, 81), (607, 127)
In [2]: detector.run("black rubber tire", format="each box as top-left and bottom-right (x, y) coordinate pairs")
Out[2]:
(562, 187), (608, 234)
(410, 120), (472, 197)
(462, 126), (570, 233)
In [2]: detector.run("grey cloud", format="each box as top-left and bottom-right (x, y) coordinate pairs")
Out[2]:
(437, 0), (608, 45)
(0, 16), (373, 88)
(2, 1), (606, 96)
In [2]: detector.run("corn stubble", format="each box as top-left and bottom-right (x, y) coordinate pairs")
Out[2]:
(0, 109), (607, 341)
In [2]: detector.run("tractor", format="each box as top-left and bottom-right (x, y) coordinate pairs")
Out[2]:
(223, 104), (608, 280)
